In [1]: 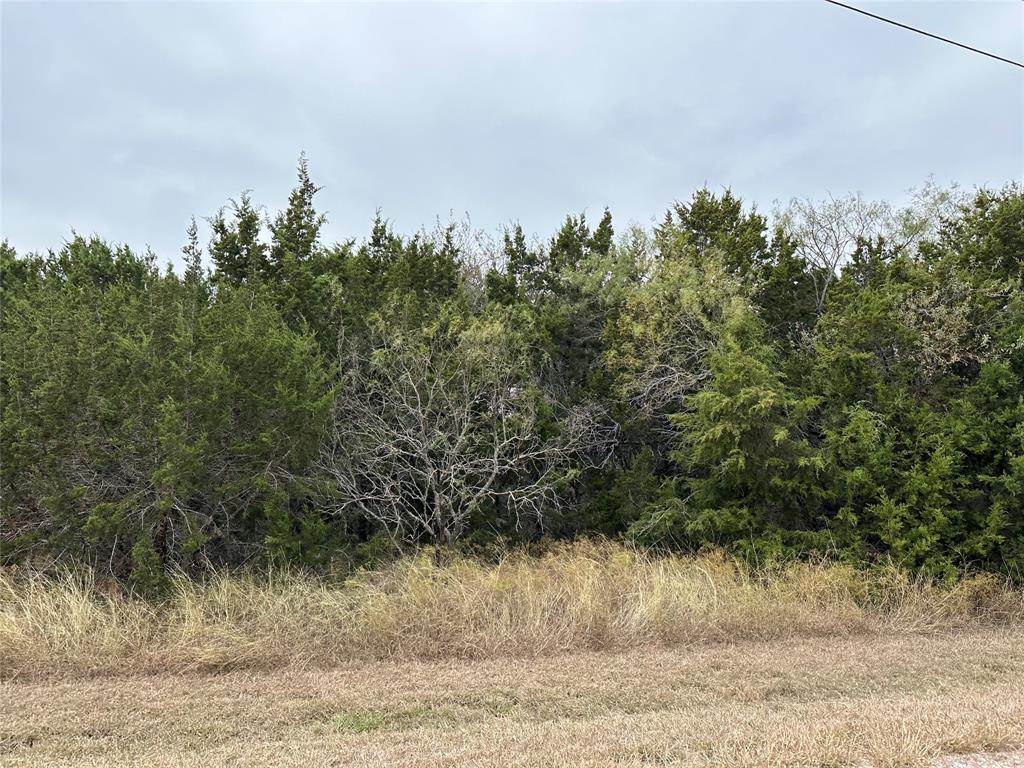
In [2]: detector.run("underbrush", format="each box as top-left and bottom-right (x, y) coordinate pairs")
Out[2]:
(1, 541), (1021, 677)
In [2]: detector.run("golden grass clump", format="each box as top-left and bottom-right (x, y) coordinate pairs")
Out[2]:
(1, 540), (1021, 678)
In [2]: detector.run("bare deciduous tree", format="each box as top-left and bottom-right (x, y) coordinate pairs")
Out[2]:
(318, 318), (616, 544)
(777, 187), (963, 315)
(778, 194), (895, 314)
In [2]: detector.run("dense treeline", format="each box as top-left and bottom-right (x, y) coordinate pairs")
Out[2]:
(2, 156), (1022, 586)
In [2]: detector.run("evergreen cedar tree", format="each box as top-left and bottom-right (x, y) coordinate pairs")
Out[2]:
(2, 159), (1022, 590)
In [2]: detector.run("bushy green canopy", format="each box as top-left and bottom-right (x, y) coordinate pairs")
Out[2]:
(3, 162), (1022, 586)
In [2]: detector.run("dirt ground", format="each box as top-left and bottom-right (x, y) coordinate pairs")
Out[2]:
(2, 630), (1022, 768)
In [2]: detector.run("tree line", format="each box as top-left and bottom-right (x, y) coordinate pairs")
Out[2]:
(2, 156), (1022, 588)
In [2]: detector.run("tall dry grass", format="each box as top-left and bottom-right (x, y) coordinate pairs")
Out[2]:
(1, 541), (1021, 678)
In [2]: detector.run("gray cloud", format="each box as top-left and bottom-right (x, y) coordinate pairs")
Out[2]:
(2, 1), (1021, 267)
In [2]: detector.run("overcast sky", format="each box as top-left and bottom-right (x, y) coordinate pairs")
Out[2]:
(2, 1), (1022, 267)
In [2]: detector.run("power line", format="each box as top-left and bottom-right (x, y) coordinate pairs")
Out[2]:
(823, 0), (1024, 70)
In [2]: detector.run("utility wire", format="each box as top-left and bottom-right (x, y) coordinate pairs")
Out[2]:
(823, 0), (1024, 70)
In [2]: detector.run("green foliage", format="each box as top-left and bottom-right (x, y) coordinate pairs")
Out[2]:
(1, 237), (332, 577)
(661, 309), (822, 552)
(3, 168), (1022, 578)
(209, 192), (269, 286)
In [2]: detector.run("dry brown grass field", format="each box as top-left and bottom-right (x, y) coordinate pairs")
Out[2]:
(2, 543), (1023, 767)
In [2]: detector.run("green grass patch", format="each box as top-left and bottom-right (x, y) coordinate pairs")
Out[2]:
(332, 704), (457, 733)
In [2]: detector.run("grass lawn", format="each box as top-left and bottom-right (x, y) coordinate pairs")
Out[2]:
(3, 630), (1023, 767)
